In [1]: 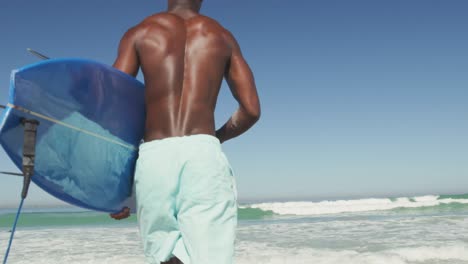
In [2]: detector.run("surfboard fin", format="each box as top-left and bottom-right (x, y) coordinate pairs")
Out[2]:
(26, 48), (50, 60)
(0, 172), (23, 177)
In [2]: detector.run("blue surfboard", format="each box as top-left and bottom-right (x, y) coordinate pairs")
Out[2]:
(0, 58), (145, 212)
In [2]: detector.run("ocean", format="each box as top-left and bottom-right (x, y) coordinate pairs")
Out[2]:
(1, 194), (468, 264)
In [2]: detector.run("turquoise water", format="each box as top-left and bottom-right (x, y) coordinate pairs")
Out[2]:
(0, 207), (275, 229)
(2, 193), (467, 228)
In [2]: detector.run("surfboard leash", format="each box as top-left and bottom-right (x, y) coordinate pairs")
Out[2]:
(2, 119), (39, 264)
(2, 198), (25, 264)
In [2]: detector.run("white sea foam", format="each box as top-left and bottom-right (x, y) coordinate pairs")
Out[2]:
(0, 227), (145, 264)
(2, 228), (467, 264)
(236, 242), (468, 264)
(246, 195), (468, 216)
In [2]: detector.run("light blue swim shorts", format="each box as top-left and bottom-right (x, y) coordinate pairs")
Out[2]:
(135, 134), (238, 264)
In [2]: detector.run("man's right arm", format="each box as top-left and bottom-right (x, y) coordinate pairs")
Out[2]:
(112, 26), (140, 77)
(216, 34), (261, 143)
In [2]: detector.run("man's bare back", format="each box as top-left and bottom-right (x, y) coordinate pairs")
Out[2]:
(113, 6), (260, 143)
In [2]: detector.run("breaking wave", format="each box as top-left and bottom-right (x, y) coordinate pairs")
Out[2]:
(244, 194), (468, 216)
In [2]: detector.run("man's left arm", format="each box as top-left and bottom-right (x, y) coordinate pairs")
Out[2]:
(113, 27), (140, 77)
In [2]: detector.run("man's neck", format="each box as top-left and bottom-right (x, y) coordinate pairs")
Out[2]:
(168, 0), (200, 14)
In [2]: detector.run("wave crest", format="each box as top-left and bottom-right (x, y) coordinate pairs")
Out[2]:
(246, 194), (468, 216)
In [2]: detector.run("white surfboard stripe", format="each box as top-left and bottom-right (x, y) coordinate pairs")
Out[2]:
(6, 103), (137, 151)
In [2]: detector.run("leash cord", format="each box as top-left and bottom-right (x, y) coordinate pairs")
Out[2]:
(2, 198), (25, 264)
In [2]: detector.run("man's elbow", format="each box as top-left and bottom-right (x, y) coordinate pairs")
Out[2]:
(246, 106), (261, 123)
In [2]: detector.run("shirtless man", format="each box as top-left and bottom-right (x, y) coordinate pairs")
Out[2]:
(110, 0), (260, 263)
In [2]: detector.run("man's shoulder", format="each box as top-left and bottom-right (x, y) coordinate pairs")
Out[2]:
(193, 15), (237, 45)
(124, 13), (176, 38)
(137, 13), (178, 28)
(195, 15), (223, 27)
(200, 15), (233, 34)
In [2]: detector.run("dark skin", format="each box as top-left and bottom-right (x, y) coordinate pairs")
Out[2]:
(110, 1), (260, 262)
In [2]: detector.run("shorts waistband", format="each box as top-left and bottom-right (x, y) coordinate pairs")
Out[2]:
(139, 134), (220, 152)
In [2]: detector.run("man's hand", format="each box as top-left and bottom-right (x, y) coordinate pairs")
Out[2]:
(110, 207), (131, 220)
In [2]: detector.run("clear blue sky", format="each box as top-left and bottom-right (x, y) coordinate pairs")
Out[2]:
(1, 1), (467, 207)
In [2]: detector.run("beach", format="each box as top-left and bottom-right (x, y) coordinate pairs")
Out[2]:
(1, 194), (468, 264)
(1, 1), (467, 263)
